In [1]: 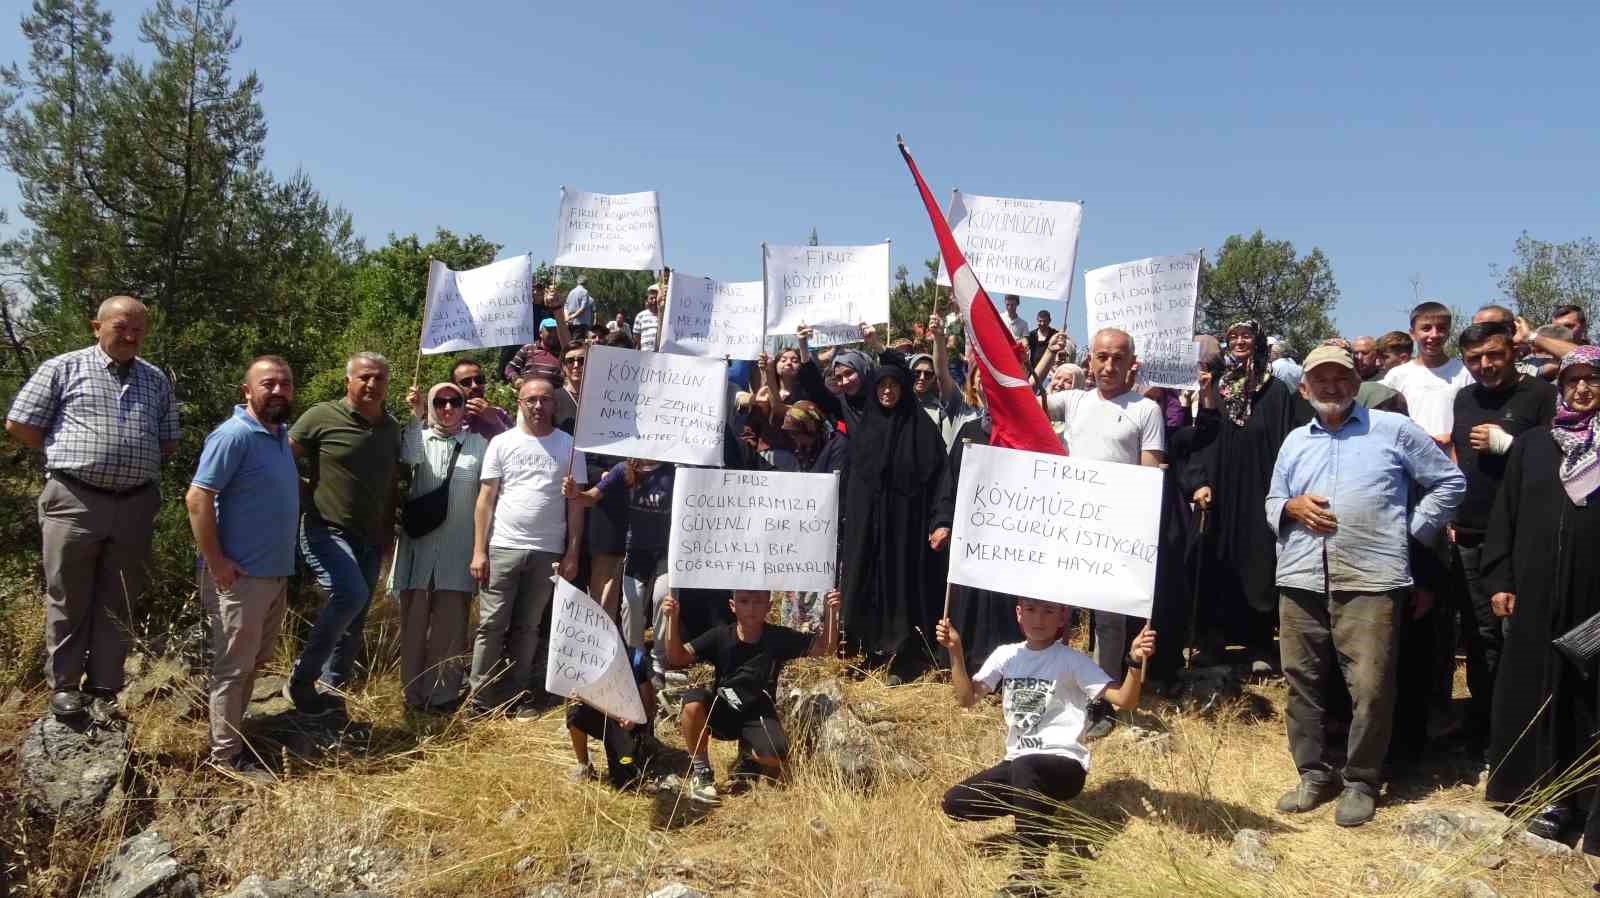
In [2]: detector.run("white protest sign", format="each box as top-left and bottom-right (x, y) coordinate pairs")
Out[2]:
(546, 577), (647, 725)
(765, 322), (865, 351)
(419, 255), (535, 354)
(935, 192), (1083, 303)
(573, 344), (726, 466)
(553, 188), (663, 271)
(1084, 253), (1202, 390)
(949, 444), (1163, 618)
(658, 275), (765, 359)
(764, 243), (890, 341)
(668, 468), (838, 592)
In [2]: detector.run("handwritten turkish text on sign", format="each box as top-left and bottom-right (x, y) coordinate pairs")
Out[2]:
(668, 468), (839, 592)
(949, 444), (1162, 618)
(546, 577), (647, 725)
(419, 255), (535, 354)
(764, 242), (890, 345)
(936, 193), (1083, 303)
(553, 188), (663, 271)
(659, 275), (765, 359)
(1084, 253), (1202, 390)
(573, 345), (726, 466)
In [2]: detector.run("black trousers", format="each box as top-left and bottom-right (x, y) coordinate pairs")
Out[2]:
(941, 754), (1087, 848)
(1450, 537), (1503, 743)
(567, 703), (647, 785)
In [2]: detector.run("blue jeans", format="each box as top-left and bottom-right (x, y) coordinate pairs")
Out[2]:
(293, 517), (382, 689)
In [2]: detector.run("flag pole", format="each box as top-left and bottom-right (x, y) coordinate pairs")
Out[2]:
(413, 257), (436, 389)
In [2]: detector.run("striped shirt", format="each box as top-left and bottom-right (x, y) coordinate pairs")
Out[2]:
(634, 309), (659, 351)
(7, 344), (178, 490)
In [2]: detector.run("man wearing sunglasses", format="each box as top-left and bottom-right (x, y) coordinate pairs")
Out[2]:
(450, 359), (511, 438)
(554, 345), (587, 432)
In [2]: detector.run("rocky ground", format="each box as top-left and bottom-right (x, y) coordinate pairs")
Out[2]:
(5, 633), (1599, 897)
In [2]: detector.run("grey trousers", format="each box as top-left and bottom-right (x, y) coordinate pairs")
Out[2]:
(200, 571), (287, 762)
(1093, 611), (1129, 682)
(1279, 587), (1404, 793)
(469, 547), (559, 705)
(38, 476), (160, 694)
(397, 588), (470, 708)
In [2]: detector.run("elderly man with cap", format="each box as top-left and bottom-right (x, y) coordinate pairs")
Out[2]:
(1266, 344), (1463, 827)
(6, 295), (178, 721)
(634, 284), (662, 351)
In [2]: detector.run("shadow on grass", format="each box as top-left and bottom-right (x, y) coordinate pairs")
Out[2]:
(1077, 777), (1295, 839)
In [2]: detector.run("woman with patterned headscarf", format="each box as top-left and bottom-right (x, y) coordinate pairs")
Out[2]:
(1188, 320), (1311, 670)
(1484, 346), (1600, 850)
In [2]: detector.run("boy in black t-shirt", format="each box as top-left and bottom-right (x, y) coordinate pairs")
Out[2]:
(658, 588), (840, 805)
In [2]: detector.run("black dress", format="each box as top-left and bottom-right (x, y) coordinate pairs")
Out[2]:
(930, 418), (1022, 670)
(1191, 379), (1310, 648)
(1484, 429), (1600, 853)
(840, 366), (945, 679)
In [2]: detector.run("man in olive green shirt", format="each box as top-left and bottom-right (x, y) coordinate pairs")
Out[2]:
(283, 351), (401, 715)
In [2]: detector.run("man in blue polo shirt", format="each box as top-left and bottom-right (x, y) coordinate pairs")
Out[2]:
(185, 356), (299, 783)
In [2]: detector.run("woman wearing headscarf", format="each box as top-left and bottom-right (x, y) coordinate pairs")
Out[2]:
(1189, 321), (1311, 670)
(390, 382), (488, 712)
(1484, 346), (1600, 848)
(841, 364), (946, 682)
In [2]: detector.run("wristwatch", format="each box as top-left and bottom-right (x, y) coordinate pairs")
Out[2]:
(1124, 655), (1144, 671)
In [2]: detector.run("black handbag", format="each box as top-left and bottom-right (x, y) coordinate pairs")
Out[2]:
(1552, 610), (1600, 679)
(400, 440), (464, 539)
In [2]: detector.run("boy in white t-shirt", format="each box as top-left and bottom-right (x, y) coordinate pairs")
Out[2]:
(936, 600), (1155, 888)
(1380, 301), (1473, 445)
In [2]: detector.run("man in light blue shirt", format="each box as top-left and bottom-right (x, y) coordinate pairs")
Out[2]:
(1265, 345), (1463, 828)
(185, 356), (299, 782)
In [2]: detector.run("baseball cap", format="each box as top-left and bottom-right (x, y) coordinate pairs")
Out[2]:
(1302, 344), (1355, 372)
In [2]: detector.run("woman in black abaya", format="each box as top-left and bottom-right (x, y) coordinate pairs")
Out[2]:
(1485, 346), (1600, 850)
(841, 364), (946, 683)
(1189, 320), (1310, 668)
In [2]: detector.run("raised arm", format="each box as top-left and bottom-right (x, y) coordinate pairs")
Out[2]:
(928, 315), (959, 402)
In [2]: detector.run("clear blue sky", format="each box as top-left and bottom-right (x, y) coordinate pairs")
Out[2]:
(3, 3), (1596, 346)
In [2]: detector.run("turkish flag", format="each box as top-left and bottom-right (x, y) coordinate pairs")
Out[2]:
(897, 137), (1066, 456)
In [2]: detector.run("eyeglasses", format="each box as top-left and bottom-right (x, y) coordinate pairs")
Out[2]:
(913, 369), (936, 380)
(455, 375), (485, 388)
(563, 356), (585, 367)
(432, 395), (464, 409)
(520, 396), (549, 407)
(1562, 374), (1600, 390)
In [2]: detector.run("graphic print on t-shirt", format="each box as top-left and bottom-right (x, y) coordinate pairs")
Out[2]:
(1004, 676), (1057, 750)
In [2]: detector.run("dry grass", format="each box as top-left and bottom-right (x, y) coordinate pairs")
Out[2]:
(6, 600), (1600, 897)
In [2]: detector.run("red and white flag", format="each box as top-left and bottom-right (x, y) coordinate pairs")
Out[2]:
(897, 137), (1066, 456)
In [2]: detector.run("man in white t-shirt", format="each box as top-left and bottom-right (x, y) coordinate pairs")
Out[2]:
(1001, 294), (1028, 340)
(1381, 301), (1473, 446)
(1043, 327), (1164, 731)
(468, 376), (587, 716)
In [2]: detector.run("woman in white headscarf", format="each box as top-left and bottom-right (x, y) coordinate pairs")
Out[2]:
(389, 381), (488, 712)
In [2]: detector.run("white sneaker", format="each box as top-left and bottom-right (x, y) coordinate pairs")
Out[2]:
(689, 768), (721, 805)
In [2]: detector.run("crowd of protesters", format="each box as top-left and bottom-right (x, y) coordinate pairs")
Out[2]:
(7, 279), (1600, 886)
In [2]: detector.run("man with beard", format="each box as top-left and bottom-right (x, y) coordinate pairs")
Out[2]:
(451, 358), (511, 438)
(283, 352), (402, 716)
(6, 295), (178, 722)
(185, 356), (299, 782)
(1267, 345), (1462, 827)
